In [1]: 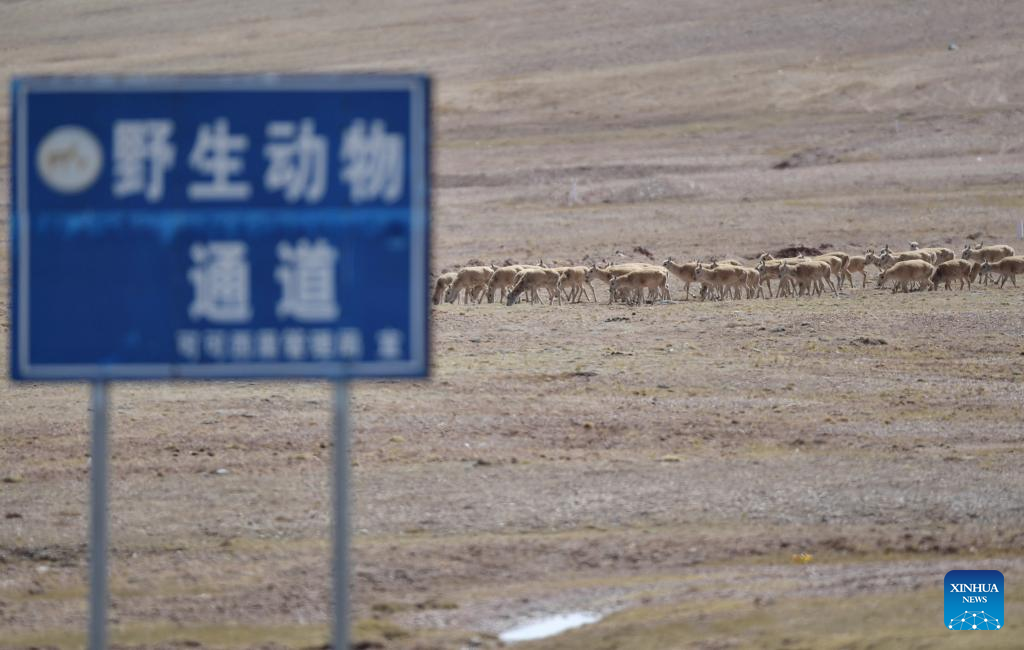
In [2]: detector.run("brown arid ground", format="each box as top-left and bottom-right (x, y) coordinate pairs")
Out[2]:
(2, 1), (1024, 648)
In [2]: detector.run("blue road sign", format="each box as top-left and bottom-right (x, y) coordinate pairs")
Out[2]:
(10, 75), (430, 380)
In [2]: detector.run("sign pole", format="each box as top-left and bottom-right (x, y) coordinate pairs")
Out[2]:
(89, 380), (110, 650)
(331, 380), (351, 649)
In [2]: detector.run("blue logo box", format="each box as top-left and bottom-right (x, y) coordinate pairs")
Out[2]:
(945, 570), (1004, 630)
(10, 75), (430, 380)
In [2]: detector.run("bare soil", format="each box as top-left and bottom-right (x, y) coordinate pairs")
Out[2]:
(1, 1), (1023, 649)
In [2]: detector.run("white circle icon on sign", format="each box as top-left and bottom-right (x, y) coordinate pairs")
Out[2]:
(36, 125), (103, 194)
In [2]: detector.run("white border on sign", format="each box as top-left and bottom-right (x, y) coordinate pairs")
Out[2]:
(15, 75), (428, 379)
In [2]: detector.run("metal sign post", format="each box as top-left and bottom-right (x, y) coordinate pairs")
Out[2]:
(89, 382), (109, 650)
(331, 381), (351, 649)
(10, 74), (430, 649)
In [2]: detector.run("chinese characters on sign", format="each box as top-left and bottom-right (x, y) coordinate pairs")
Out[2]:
(106, 116), (405, 204)
(104, 114), (412, 367)
(187, 242), (253, 323)
(265, 119), (328, 204)
(175, 327), (391, 363)
(112, 120), (175, 202)
(340, 119), (404, 204)
(188, 118), (251, 201)
(179, 237), (403, 363)
(276, 239), (340, 321)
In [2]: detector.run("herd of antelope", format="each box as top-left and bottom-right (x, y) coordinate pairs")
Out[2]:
(432, 242), (1023, 306)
